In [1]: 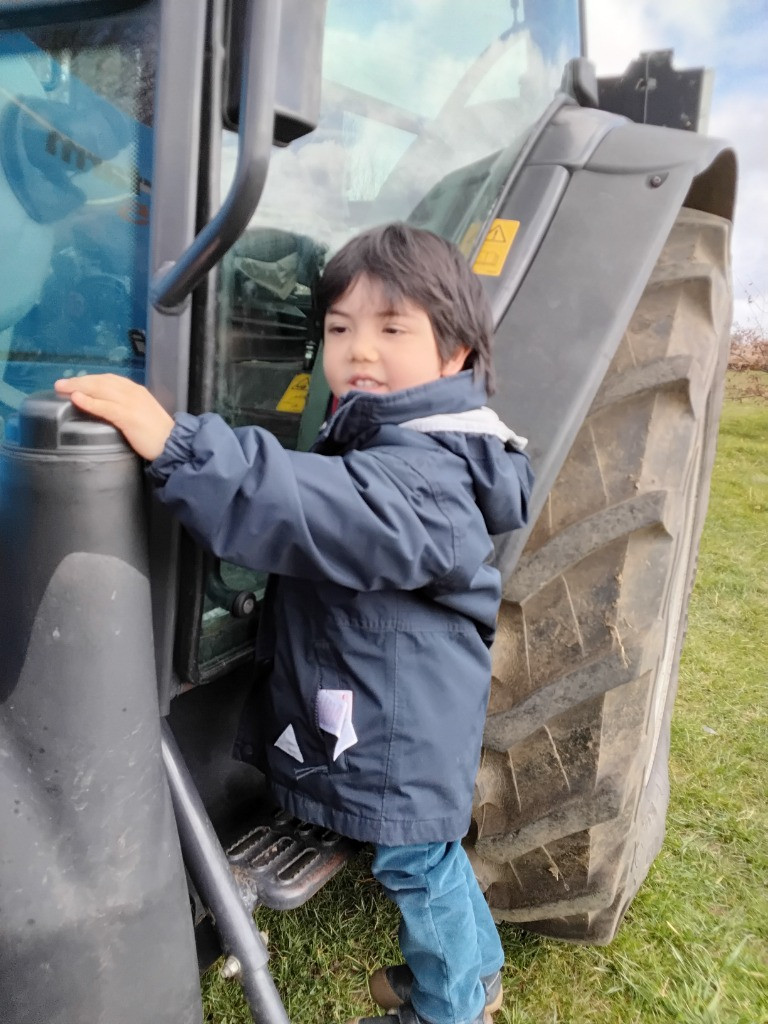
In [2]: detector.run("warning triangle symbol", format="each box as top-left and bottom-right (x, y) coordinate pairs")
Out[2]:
(488, 225), (507, 243)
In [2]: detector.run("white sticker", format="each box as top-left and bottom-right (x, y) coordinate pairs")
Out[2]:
(274, 724), (304, 763)
(317, 689), (358, 761)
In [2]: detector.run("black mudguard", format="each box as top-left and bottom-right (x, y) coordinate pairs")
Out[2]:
(475, 101), (736, 571)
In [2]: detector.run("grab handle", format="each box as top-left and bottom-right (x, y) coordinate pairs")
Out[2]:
(151, 0), (282, 313)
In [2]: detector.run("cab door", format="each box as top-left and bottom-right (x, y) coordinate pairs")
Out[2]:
(0, 4), (205, 1022)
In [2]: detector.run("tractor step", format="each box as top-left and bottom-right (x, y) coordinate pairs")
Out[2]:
(226, 808), (357, 911)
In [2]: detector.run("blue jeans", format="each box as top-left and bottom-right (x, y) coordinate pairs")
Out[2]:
(372, 841), (504, 1024)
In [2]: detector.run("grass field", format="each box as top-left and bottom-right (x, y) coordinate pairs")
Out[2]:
(203, 373), (768, 1024)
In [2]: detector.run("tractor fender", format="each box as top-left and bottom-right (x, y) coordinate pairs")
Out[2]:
(482, 104), (736, 573)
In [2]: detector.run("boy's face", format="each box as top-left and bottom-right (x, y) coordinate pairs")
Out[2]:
(322, 274), (469, 398)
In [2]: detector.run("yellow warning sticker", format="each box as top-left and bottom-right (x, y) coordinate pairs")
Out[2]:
(472, 218), (520, 277)
(276, 373), (311, 413)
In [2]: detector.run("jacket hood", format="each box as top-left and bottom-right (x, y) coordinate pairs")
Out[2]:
(316, 371), (533, 537)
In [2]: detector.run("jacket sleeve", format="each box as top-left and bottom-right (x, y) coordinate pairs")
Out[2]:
(147, 412), (461, 591)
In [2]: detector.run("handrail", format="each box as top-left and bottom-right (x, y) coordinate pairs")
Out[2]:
(151, 0), (282, 313)
(161, 721), (290, 1024)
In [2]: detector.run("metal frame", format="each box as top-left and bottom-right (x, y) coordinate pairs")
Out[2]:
(145, 0), (207, 708)
(578, 0), (588, 57)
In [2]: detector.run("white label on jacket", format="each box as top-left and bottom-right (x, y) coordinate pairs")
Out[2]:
(317, 689), (358, 761)
(274, 724), (304, 763)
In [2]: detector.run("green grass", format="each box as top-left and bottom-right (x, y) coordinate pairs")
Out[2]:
(203, 374), (768, 1024)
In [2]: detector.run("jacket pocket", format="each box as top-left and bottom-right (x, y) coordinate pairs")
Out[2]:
(316, 687), (358, 761)
(313, 642), (354, 772)
(313, 632), (394, 779)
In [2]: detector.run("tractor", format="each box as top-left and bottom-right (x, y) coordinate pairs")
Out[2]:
(0, 1), (735, 1022)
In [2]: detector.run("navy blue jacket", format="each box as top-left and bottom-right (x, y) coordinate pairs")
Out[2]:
(149, 372), (533, 844)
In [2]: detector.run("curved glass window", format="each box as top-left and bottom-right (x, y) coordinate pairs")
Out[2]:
(0, 8), (157, 434)
(223, 0), (579, 259)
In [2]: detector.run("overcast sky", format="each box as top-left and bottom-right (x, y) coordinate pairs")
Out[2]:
(585, 0), (768, 333)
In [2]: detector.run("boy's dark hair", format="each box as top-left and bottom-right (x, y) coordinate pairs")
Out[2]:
(315, 223), (495, 394)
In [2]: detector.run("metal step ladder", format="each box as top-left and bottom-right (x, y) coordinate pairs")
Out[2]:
(227, 808), (357, 911)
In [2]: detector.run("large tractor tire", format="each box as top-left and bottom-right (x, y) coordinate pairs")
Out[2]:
(468, 208), (733, 944)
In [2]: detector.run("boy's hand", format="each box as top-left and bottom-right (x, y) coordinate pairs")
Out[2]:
(54, 374), (175, 461)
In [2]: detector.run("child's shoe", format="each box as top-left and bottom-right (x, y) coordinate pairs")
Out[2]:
(368, 966), (503, 1015)
(346, 1001), (491, 1024)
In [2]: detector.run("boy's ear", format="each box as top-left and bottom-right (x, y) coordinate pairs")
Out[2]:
(440, 344), (471, 378)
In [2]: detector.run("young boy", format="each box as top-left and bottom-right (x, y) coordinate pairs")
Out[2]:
(55, 223), (533, 1024)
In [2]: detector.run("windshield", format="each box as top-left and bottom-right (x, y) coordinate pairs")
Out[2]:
(224, 0), (580, 254)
